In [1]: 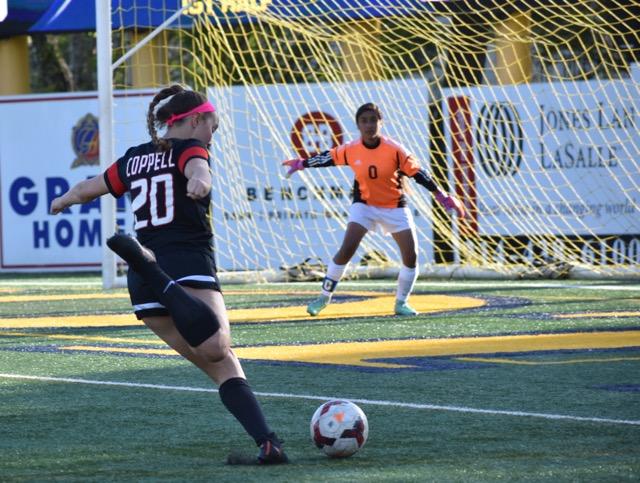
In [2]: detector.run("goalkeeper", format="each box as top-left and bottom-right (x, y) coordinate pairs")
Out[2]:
(283, 103), (465, 316)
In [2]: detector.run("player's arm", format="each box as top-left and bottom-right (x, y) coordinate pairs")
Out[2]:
(184, 157), (212, 199)
(282, 150), (335, 178)
(411, 168), (466, 218)
(398, 147), (466, 218)
(50, 175), (109, 215)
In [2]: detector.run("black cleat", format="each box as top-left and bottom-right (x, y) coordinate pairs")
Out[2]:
(257, 438), (289, 465)
(226, 436), (289, 466)
(106, 234), (156, 272)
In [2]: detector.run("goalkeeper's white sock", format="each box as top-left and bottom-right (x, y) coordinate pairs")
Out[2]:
(396, 265), (418, 303)
(321, 262), (347, 296)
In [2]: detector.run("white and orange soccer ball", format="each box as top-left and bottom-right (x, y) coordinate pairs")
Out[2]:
(310, 400), (369, 458)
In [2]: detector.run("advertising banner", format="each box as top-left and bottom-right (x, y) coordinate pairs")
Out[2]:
(0, 78), (435, 271)
(0, 92), (144, 270)
(443, 74), (640, 237)
(443, 71), (640, 265)
(208, 78), (434, 269)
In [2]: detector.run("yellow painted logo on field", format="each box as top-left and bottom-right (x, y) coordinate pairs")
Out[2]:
(3, 289), (639, 370)
(0, 291), (485, 328)
(58, 330), (640, 369)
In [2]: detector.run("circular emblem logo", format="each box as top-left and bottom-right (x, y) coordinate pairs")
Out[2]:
(475, 102), (523, 177)
(71, 113), (100, 168)
(290, 111), (343, 158)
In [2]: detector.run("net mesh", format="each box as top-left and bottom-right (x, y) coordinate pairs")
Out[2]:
(110, 0), (640, 279)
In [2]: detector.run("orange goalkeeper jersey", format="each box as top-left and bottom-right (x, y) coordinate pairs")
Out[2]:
(330, 136), (421, 208)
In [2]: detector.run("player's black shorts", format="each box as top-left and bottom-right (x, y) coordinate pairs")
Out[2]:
(127, 248), (221, 319)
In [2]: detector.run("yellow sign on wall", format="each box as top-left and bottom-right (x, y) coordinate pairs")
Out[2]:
(182, 0), (271, 15)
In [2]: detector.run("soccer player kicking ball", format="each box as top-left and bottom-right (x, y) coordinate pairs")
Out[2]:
(284, 103), (466, 317)
(51, 85), (287, 465)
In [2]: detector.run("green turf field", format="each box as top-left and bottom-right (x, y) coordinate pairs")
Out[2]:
(1, 274), (639, 482)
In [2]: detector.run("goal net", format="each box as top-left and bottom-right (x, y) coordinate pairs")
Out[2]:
(104, 0), (640, 285)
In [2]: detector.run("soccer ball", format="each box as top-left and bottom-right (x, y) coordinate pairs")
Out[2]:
(310, 400), (368, 458)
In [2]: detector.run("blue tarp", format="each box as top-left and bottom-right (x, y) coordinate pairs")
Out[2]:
(28, 0), (439, 33)
(0, 0), (55, 37)
(2, 1), (578, 37)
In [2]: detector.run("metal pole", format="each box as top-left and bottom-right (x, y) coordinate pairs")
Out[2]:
(96, 0), (116, 289)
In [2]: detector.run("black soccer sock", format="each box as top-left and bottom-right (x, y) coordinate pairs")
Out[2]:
(128, 263), (221, 346)
(106, 234), (220, 346)
(219, 377), (273, 446)
(130, 263), (221, 347)
(161, 282), (222, 346)
(106, 234), (166, 285)
(136, 262), (174, 296)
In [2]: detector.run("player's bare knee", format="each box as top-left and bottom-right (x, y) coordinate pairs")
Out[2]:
(195, 338), (230, 364)
(196, 348), (224, 364)
(403, 255), (417, 267)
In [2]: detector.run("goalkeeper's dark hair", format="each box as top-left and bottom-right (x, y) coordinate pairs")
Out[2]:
(147, 84), (208, 151)
(355, 103), (383, 124)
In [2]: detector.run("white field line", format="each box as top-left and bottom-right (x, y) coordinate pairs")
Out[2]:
(1, 280), (638, 291)
(1, 373), (638, 427)
(0, 281), (103, 287)
(266, 281), (640, 291)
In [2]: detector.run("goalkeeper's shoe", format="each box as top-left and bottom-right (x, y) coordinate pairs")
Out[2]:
(307, 294), (331, 316)
(394, 300), (419, 316)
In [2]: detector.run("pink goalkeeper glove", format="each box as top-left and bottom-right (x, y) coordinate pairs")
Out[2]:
(435, 191), (466, 218)
(282, 158), (305, 178)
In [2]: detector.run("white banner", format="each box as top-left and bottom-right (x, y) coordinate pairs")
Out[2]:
(209, 78), (435, 270)
(443, 70), (640, 237)
(0, 79), (435, 272)
(0, 92), (144, 271)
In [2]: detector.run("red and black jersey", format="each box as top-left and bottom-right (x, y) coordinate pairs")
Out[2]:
(104, 138), (213, 253)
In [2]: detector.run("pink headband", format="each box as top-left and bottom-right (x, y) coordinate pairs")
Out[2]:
(166, 101), (216, 127)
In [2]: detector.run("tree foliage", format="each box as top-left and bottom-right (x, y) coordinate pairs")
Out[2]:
(29, 32), (96, 92)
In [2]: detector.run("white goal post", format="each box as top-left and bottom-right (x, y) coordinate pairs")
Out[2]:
(96, 0), (117, 288)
